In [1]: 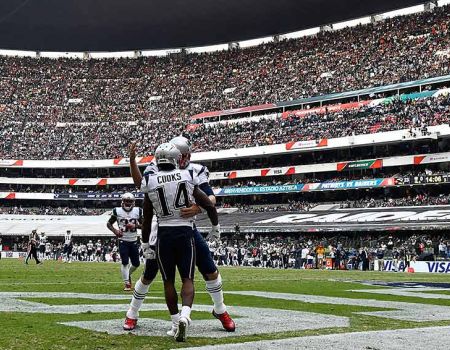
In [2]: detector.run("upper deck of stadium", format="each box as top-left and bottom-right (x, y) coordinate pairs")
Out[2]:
(1, 1), (450, 163)
(0, 0), (433, 52)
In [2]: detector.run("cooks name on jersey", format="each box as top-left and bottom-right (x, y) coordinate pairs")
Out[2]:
(157, 173), (182, 184)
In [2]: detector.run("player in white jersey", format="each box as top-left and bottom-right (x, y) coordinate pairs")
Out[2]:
(137, 143), (219, 342)
(45, 242), (51, 260)
(107, 193), (143, 291)
(123, 137), (235, 334)
(87, 240), (94, 261)
(95, 240), (102, 262)
(38, 232), (47, 260)
(63, 230), (73, 263)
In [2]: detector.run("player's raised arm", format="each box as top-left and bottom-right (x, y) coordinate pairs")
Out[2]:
(129, 141), (143, 188)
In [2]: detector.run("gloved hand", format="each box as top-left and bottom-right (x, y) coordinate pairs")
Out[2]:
(141, 242), (156, 260)
(207, 224), (221, 243)
(114, 228), (123, 238)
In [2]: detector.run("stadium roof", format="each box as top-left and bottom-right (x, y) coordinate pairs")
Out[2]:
(0, 0), (430, 52)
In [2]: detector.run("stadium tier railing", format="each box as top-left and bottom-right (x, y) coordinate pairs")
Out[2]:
(0, 124), (447, 168)
(1, 151), (450, 185)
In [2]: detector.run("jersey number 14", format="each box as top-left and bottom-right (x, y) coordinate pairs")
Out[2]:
(155, 182), (189, 217)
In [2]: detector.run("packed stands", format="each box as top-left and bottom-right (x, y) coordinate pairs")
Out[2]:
(0, 5), (450, 159)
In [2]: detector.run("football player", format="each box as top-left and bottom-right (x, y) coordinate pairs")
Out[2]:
(95, 239), (102, 262)
(87, 240), (94, 262)
(25, 230), (42, 265)
(107, 193), (142, 291)
(139, 143), (219, 342)
(123, 139), (235, 334)
(63, 230), (73, 263)
(38, 232), (47, 260)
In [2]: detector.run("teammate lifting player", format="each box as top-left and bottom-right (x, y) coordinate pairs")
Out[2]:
(123, 137), (235, 334)
(139, 142), (219, 341)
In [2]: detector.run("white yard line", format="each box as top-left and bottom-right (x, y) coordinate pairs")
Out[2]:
(178, 326), (450, 350)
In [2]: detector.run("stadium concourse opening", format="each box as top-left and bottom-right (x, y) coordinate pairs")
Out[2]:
(1, 1), (450, 349)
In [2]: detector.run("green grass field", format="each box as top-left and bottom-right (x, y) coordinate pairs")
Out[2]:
(0, 259), (449, 350)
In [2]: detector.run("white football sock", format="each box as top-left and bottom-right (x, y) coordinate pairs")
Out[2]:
(171, 313), (180, 327)
(205, 274), (227, 314)
(126, 279), (150, 319)
(121, 264), (130, 282)
(180, 306), (191, 321)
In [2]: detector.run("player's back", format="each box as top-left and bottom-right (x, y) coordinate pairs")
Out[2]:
(143, 167), (198, 227)
(186, 162), (209, 185)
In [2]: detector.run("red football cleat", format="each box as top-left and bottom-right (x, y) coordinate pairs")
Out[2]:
(124, 281), (132, 291)
(212, 310), (236, 332)
(123, 317), (137, 331)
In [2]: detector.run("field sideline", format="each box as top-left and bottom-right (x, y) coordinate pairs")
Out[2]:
(1, 259), (449, 350)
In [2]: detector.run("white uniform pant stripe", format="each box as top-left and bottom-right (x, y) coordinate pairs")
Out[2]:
(189, 237), (195, 279)
(157, 239), (167, 281)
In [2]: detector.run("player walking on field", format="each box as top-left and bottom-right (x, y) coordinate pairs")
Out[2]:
(107, 193), (142, 291)
(25, 230), (41, 265)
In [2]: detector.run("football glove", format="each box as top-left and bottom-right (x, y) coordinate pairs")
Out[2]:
(114, 228), (123, 238)
(207, 224), (221, 242)
(141, 242), (156, 260)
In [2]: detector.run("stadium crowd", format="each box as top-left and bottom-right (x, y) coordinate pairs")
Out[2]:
(2, 233), (449, 270)
(1, 5), (450, 159)
(213, 233), (450, 270)
(0, 206), (105, 215)
(230, 193), (450, 213)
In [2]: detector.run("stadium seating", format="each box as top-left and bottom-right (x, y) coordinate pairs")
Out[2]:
(1, 5), (450, 159)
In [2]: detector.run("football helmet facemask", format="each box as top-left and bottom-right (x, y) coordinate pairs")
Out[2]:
(121, 192), (135, 212)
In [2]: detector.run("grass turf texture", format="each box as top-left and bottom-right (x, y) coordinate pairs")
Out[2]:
(0, 259), (449, 349)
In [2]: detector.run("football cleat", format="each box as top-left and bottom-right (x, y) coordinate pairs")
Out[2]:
(212, 310), (236, 332)
(123, 317), (137, 331)
(175, 317), (189, 342)
(123, 282), (132, 291)
(166, 324), (177, 337)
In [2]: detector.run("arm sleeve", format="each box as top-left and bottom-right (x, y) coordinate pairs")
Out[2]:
(108, 208), (118, 224)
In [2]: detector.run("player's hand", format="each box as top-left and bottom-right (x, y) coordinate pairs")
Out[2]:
(114, 228), (123, 238)
(207, 224), (221, 243)
(180, 204), (202, 218)
(128, 141), (137, 161)
(141, 243), (156, 260)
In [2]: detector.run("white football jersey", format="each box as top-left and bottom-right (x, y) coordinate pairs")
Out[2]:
(39, 235), (46, 246)
(112, 207), (142, 242)
(64, 233), (72, 245)
(187, 162), (210, 185)
(143, 162), (209, 186)
(141, 167), (199, 227)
